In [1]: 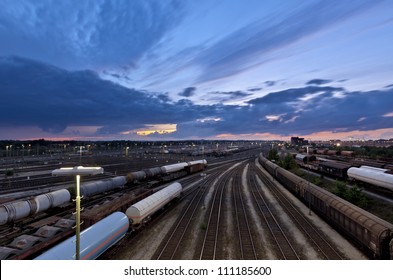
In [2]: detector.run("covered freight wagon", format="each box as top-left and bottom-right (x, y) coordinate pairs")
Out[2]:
(126, 182), (182, 225)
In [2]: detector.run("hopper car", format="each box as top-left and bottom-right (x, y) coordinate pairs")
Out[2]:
(259, 153), (393, 259)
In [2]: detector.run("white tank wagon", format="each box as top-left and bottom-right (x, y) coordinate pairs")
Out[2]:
(188, 159), (207, 166)
(80, 176), (126, 197)
(348, 167), (393, 192)
(161, 163), (188, 174)
(34, 211), (129, 260)
(126, 182), (182, 225)
(0, 189), (70, 225)
(34, 189), (71, 212)
(359, 166), (389, 173)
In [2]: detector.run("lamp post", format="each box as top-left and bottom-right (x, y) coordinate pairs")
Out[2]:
(306, 146), (312, 216)
(52, 166), (103, 260)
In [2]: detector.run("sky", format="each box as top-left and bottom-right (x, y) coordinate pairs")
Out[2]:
(0, 0), (393, 141)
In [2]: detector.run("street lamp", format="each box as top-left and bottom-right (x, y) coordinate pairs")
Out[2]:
(52, 166), (103, 260)
(306, 146), (312, 216)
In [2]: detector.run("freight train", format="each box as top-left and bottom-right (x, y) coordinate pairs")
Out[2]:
(0, 160), (206, 259)
(259, 153), (393, 259)
(34, 182), (182, 260)
(293, 154), (393, 194)
(0, 159), (206, 226)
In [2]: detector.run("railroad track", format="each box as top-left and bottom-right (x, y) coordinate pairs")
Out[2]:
(253, 161), (345, 259)
(154, 161), (242, 260)
(153, 171), (217, 259)
(197, 164), (244, 260)
(248, 163), (300, 260)
(231, 161), (258, 259)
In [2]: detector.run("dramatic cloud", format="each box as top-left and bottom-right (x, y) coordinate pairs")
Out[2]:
(0, 56), (205, 134)
(193, 0), (378, 83)
(306, 79), (332, 85)
(247, 87), (263, 92)
(0, 1), (392, 140)
(0, 0), (185, 70)
(178, 87), (197, 97)
(264, 81), (276, 87)
(1, 56), (393, 140)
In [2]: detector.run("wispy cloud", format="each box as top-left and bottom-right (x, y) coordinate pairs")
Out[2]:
(193, 0), (378, 83)
(0, 0), (185, 69)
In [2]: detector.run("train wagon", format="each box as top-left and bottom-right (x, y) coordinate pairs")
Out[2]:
(0, 189), (71, 225)
(258, 153), (393, 259)
(318, 161), (352, 179)
(34, 212), (129, 260)
(348, 167), (393, 192)
(126, 182), (182, 225)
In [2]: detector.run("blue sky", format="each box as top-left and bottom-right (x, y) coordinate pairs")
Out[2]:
(0, 0), (392, 141)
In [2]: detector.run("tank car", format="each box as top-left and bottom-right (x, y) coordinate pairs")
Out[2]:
(347, 167), (393, 192)
(143, 167), (163, 178)
(34, 211), (129, 260)
(0, 189), (71, 225)
(161, 163), (188, 174)
(80, 176), (126, 197)
(126, 171), (146, 183)
(188, 159), (207, 166)
(126, 182), (182, 225)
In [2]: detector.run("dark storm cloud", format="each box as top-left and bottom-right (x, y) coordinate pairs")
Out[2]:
(264, 81), (276, 87)
(249, 86), (343, 105)
(220, 91), (251, 99)
(0, 56), (209, 134)
(1, 56), (392, 139)
(247, 87), (263, 92)
(194, 0), (377, 83)
(306, 79), (332, 85)
(178, 87), (197, 97)
(181, 85), (393, 137)
(205, 90), (252, 103)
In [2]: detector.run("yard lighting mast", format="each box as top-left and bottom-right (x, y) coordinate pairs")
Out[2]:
(306, 146), (312, 216)
(52, 166), (103, 260)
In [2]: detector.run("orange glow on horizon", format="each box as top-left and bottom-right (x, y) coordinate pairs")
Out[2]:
(125, 124), (177, 136)
(213, 128), (393, 141)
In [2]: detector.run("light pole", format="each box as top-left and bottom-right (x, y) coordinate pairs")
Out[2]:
(52, 166), (103, 260)
(306, 146), (312, 216)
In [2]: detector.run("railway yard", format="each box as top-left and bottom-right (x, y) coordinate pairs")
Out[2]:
(0, 143), (392, 260)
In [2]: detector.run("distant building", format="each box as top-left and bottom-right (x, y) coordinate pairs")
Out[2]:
(291, 137), (309, 146)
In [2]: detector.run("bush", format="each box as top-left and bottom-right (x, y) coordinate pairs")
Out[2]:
(5, 169), (14, 177)
(333, 181), (368, 208)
